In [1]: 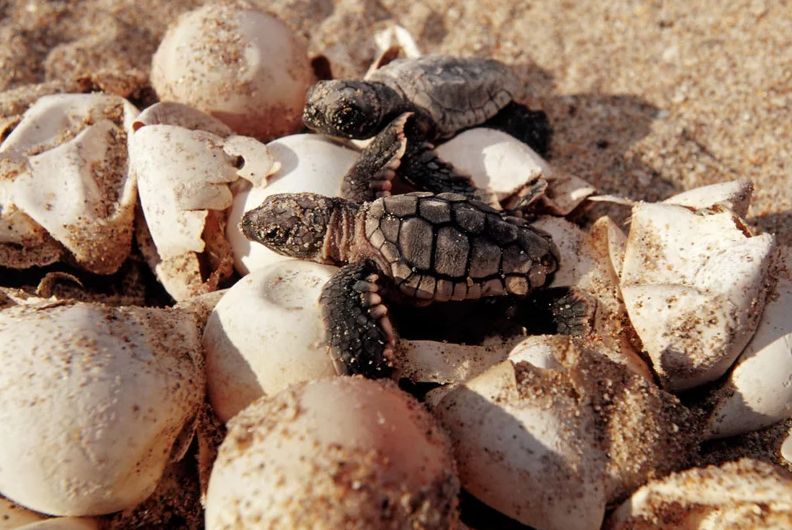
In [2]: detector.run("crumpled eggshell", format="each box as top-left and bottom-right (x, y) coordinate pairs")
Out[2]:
(205, 377), (460, 529)
(130, 118), (277, 300)
(0, 93), (138, 274)
(621, 202), (775, 391)
(0, 302), (205, 516)
(664, 178), (753, 218)
(227, 134), (358, 275)
(431, 358), (608, 530)
(204, 260), (338, 422)
(531, 215), (652, 379)
(132, 101), (233, 137)
(606, 459), (792, 530)
(151, 4), (313, 140)
(706, 247), (792, 438)
(434, 128), (595, 213)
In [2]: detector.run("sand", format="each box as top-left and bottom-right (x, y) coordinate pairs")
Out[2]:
(0, 0), (790, 527)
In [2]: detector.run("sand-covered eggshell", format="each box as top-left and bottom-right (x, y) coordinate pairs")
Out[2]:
(706, 247), (792, 438)
(0, 93), (138, 273)
(620, 202), (775, 391)
(130, 114), (277, 300)
(0, 302), (204, 516)
(151, 3), (313, 140)
(432, 359), (607, 530)
(227, 134), (358, 275)
(664, 178), (753, 218)
(205, 377), (460, 529)
(204, 260), (337, 422)
(606, 459), (792, 529)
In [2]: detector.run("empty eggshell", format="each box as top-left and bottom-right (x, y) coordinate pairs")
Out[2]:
(203, 259), (337, 422)
(205, 377), (460, 529)
(434, 128), (595, 213)
(0, 93), (139, 274)
(664, 178), (753, 218)
(606, 459), (792, 530)
(620, 202), (775, 391)
(151, 3), (313, 140)
(706, 247), (792, 439)
(130, 117), (278, 300)
(227, 134), (358, 275)
(15, 518), (100, 530)
(0, 302), (204, 516)
(132, 101), (233, 136)
(782, 428), (792, 465)
(432, 358), (608, 530)
(531, 215), (652, 379)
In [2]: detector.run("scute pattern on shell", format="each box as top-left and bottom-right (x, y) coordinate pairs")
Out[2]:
(367, 56), (520, 137)
(363, 192), (557, 301)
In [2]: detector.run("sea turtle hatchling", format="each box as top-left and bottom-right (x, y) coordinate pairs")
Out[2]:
(241, 191), (572, 378)
(302, 56), (552, 205)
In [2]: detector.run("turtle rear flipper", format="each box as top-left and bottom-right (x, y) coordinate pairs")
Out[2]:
(320, 261), (396, 378)
(527, 287), (597, 336)
(483, 101), (553, 157)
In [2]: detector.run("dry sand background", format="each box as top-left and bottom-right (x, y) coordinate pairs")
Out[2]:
(1, 0), (790, 244)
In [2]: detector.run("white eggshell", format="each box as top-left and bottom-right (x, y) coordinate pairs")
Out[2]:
(227, 134), (358, 275)
(664, 178), (753, 218)
(395, 338), (511, 384)
(133, 102), (233, 136)
(0, 303), (204, 516)
(531, 216), (652, 379)
(205, 377), (459, 529)
(606, 459), (792, 529)
(151, 4), (313, 140)
(131, 125), (239, 258)
(621, 202), (775, 391)
(508, 335), (566, 369)
(782, 428), (792, 465)
(204, 259), (338, 422)
(706, 248), (792, 438)
(0, 93), (138, 274)
(434, 128), (547, 200)
(432, 360), (607, 530)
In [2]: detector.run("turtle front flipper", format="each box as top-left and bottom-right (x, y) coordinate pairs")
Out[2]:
(342, 112), (496, 205)
(320, 261), (396, 378)
(483, 101), (553, 157)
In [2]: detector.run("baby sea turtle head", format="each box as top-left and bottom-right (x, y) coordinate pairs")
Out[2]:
(303, 80), (386, 139)
(241, 193), (338, 261)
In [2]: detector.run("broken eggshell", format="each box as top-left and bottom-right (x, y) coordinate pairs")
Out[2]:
(0, 302), (204, 516)
(130, 117), (278, 300)
(531, 215), (652, 380)
(203, 259), (337, 422)
(606, 459), (792, 530)
(0, 93), (138, 274)
(434, 128), (595, 213)
(664, 178), (753, 218)
(205, 377), (460, 530)
(227, 133), (358, 275)
(151, 3), (313, 140)
(706, 247), (792, 439)
(620, 202), (775, 391)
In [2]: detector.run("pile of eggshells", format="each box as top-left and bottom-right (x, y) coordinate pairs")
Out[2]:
(1, 3), (791, 529)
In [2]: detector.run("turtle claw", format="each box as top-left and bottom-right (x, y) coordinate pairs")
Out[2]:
(320, 261), (396, 378)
